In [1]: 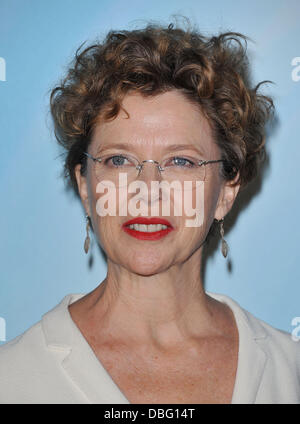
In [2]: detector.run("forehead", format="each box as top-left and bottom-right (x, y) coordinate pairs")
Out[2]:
(91, 90), (217, 155)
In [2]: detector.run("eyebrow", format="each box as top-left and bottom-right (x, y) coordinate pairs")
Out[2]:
(95, 142), (205, 156)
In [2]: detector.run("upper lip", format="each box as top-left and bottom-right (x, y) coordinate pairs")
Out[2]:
(123, 217), (173, 228)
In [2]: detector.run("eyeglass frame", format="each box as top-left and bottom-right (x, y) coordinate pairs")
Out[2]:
(83, 151), (225, 180)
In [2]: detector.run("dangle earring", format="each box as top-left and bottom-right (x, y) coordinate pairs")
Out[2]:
(84, 214), (90, 254)
(218, 217), (229, 258)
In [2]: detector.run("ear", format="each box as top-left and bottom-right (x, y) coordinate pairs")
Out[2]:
(74, 163), (91, 216)
(214, 173), (240, 221)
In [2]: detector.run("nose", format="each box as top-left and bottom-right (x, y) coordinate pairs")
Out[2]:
(135, 160), (163, 205)
(137, 160), (163, 183)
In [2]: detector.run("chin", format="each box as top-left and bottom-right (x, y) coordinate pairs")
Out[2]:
(123, 250), (170, 276)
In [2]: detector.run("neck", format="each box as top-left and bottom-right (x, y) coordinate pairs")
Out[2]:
(75, 248), (229, 349)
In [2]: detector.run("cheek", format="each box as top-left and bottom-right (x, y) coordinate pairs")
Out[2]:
(87, 181), (118, 249)
(176, 205), (216, 261)
(174, 183), (214, 227)
(197, 178), (222, 246)
(179, 181), (220, 238)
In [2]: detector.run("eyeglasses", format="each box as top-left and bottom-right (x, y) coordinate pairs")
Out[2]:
(83, 151), (225, 190)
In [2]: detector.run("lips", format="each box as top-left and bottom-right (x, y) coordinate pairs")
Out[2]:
(122, 217), (174, 240)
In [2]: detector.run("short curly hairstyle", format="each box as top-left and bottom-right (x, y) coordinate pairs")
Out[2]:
(50, 19), (274, 197)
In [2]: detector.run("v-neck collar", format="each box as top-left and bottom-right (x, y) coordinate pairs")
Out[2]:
(41, 291), (268, 404)
(207, 292), (268, 403)
(42, 292), (130, 404)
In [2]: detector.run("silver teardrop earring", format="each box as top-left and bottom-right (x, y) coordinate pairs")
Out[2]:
(84, 214), (90, 254)
(219, 217), (229, 258)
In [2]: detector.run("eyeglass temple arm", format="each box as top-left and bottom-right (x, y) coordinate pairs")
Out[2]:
(83, 152), (102, 163)
(198, 159), (225, 166)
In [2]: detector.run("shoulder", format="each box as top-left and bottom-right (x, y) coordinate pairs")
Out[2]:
(243, 309), (300, 402)
(208, 291), (300, 403)
(208, 291), (300, 369)
(0, 320), (46, 367)
(0, 293), (86, 403)
(245, 309), (300, 367)
(0, 320), (54, 402)
(0, 292), (83, 362)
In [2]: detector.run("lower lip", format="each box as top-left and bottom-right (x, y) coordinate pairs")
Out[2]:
(122, 226), (174, 240)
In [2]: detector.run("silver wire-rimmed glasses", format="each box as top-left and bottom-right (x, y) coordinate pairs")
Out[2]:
(83, 151), (225, 190)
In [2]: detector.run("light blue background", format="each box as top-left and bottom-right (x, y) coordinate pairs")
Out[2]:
(0, 0), (299, 344)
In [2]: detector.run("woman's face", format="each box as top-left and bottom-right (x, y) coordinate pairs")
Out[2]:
(75, 90), (239, 275)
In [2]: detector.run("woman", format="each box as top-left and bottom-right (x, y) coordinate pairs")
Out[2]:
(0, 21), (299, 404)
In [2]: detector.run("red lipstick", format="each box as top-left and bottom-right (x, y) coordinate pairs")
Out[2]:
(122, 217), (174, 240)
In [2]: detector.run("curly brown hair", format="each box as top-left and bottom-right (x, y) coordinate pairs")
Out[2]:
(49, 19), (274, 197)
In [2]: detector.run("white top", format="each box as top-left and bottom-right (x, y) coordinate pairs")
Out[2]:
(0, 291), (299, 404)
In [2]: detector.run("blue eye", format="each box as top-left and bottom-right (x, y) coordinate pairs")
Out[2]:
(170, 157), (196, 167)
(105, 155), (130, 167)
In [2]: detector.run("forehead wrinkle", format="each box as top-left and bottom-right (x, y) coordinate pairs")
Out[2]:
(91, 92), (216, 156)
(94, 139), (162, 156)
